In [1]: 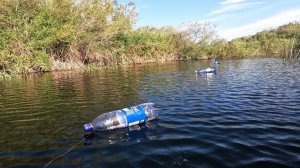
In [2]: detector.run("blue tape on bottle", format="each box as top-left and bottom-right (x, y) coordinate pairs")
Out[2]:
(122, 106), (146, 126)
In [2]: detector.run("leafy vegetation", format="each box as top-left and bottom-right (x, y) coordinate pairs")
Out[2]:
(228, 22), (300, 59)
(0, 0), (299, 78)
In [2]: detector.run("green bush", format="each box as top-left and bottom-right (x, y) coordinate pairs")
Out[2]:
(0, 0), (299, 75)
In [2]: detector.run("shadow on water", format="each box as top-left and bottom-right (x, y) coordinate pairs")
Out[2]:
(83, 121), (158, 146)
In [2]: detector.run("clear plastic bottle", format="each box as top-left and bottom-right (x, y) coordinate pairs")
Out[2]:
(83, 103), (159, 133)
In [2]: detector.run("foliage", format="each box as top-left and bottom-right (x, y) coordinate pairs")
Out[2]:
(182, 21), (218, 45)
(231, 21), (300, 59)
(0, 0), (299, 75)
(0, 0), (137, 73)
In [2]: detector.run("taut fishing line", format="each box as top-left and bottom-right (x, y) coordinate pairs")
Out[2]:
(42, 133), (93, 168)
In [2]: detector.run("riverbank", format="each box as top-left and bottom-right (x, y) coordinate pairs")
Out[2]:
(1, 1), (298, 79)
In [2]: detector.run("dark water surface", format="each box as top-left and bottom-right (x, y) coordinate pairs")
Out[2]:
(0, 58), (300, 168)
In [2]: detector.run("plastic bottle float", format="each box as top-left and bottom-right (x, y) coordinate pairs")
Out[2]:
(83, 103), (159, 133)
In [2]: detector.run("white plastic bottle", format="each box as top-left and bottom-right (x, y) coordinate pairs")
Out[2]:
(83, 103), (159, 133)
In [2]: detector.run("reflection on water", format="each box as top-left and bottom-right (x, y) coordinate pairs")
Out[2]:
(84, 121), (158, 146)
(195, 72), (216, 83)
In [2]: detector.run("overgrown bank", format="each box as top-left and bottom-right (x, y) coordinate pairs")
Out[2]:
(0, 0), (299, 78)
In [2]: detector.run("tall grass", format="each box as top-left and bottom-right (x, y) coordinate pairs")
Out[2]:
(0, 0), (299, 79)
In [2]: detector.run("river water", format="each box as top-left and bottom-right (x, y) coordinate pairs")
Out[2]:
(0, 58), (299, 168)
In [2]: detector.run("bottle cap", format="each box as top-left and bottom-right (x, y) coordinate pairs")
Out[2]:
(83, 123), (94, 133)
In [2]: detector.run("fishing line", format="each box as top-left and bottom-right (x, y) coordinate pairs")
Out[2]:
(42, 133), (93, 168)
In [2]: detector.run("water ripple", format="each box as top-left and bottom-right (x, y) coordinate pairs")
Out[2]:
(0, 58), (300, 167)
